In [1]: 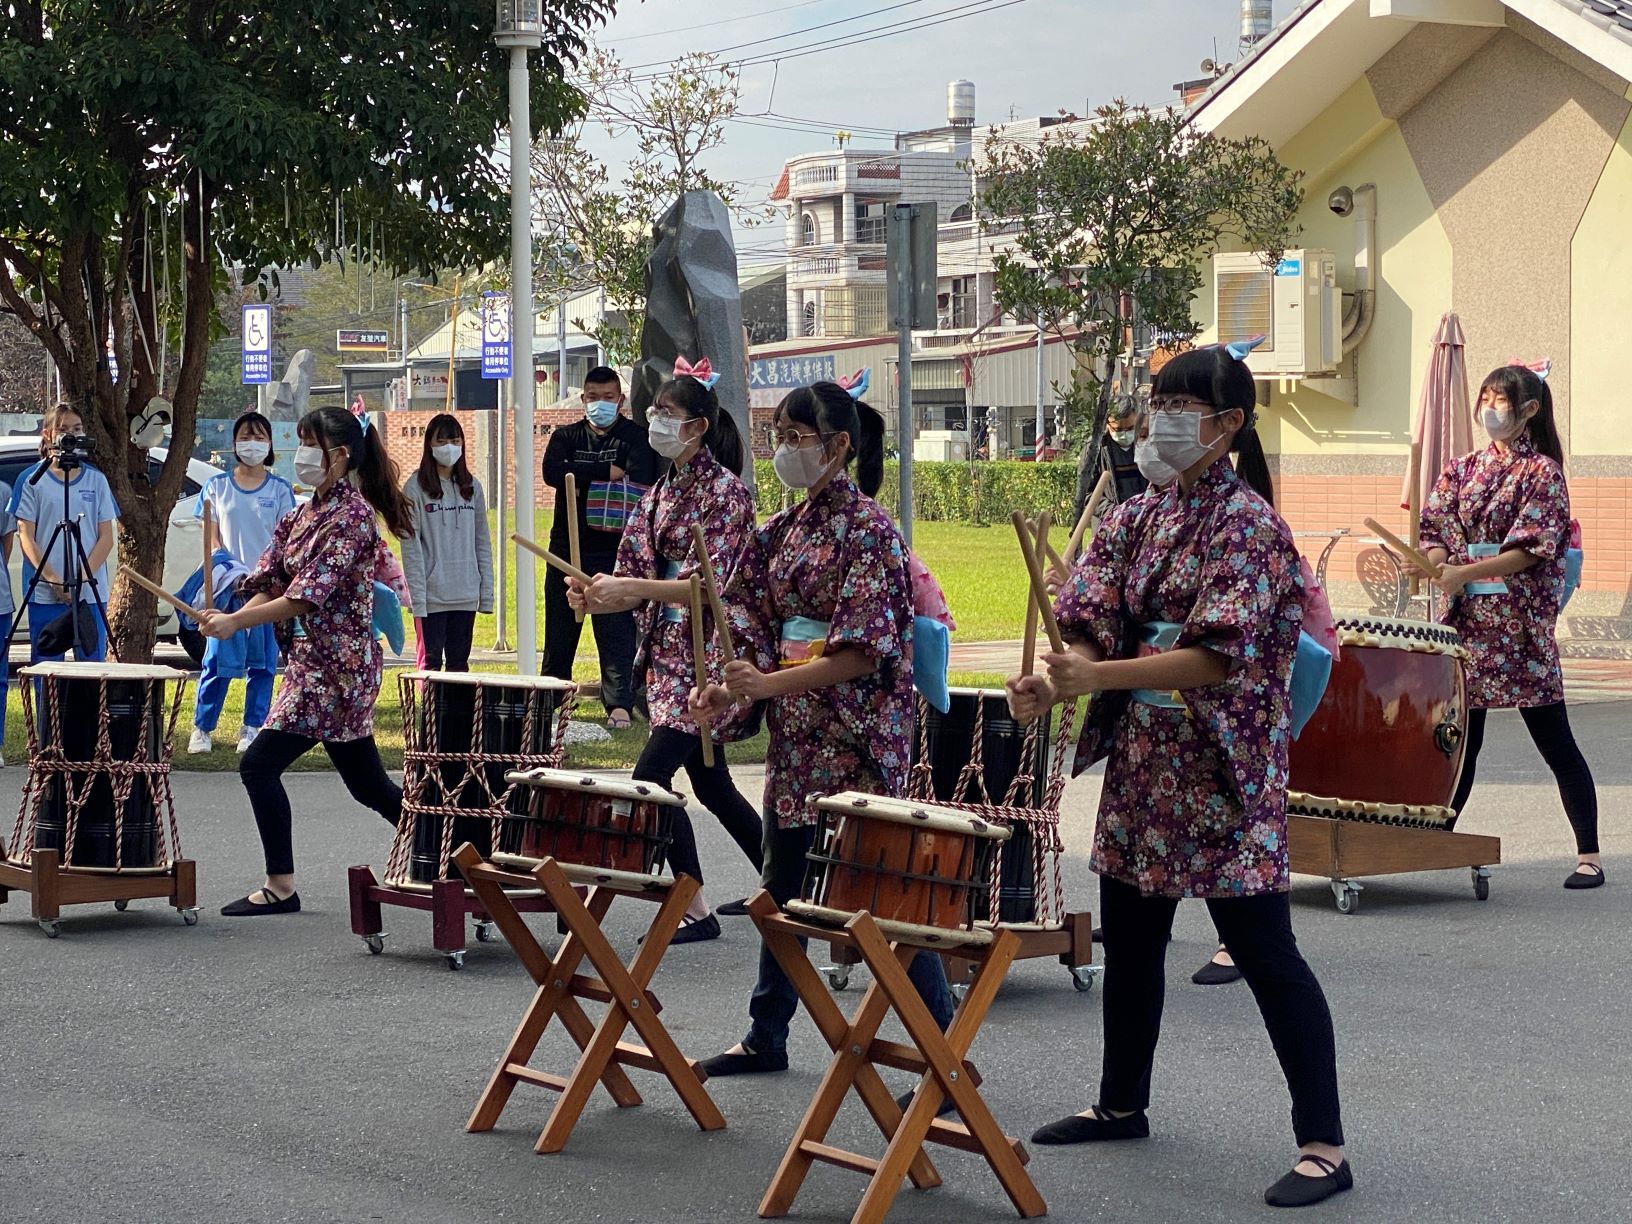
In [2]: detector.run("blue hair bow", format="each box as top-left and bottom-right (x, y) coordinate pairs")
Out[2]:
(837, 368), (871, 400)
(1224, 335), (1268, 361)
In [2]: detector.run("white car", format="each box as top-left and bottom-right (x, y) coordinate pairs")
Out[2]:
(0, 438), (225, 656)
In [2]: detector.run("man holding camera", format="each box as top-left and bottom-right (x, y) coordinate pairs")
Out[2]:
(10, 403), (119, 662)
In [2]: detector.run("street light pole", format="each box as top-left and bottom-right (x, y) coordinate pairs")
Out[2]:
(496, 3), (542, 675)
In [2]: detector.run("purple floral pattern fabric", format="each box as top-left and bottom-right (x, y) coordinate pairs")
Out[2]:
(725, 472), (914, 829)
(1055, 458), (1304, 898)
(241, 480), (383, 741)
(616, 446), (758, 739)
(1419, 433), (1568, 708)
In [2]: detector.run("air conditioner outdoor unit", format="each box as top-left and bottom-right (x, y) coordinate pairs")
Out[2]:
(1212, 249), (1341, 376)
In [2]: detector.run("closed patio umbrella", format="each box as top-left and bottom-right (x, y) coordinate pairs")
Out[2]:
(1402, 313), (1473, 541)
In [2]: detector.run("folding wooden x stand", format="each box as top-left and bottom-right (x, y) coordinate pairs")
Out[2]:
(453, 843), (726, 1153)
(749, 891), (1046, 1223)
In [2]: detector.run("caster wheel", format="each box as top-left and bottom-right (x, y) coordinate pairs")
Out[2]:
(1071, 966), (1100, 993)
(113, 899), (129, 912)
(1335, 888), (1359, 915)
(179, 908), (200, 926)
(446, 951), (465, 971)
(824, 968), (851, 992)
(1472, 868), (1490, 901)
(474, 921), (495, 943)
(38, 919), (61, 938)
(951, 982), (970, 1004)
(364, 933), (386, 955)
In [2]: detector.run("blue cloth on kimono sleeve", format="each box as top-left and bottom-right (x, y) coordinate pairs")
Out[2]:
(1561, 547), (1583, 610)
(1289, 630), (1333, 740)
(911, 615), (951, 714)
(372, 581), (405, 655)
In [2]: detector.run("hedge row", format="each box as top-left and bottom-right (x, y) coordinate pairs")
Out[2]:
(751, 459), (1077, 522)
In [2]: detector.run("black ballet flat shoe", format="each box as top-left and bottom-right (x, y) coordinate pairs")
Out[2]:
(1564, 863), (1605, 890)
(699, 1046), (789, 1078)
(667, 913), (721, 945)
(1030, 1107), (1150, 1145)
(1191, 959), (1244, 986)
(895, 1088), (957, 1118)
(220, 888), (300, 917)
(715, 897), (751, 916)
(1264, 1155), (1353, 1207)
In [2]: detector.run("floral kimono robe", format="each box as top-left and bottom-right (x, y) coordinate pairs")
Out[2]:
(1418, 433), (1569, 709)
(241, 480), (382, 742)
(726, 472), (914, 829)
(615, 446), (757, 739)
(1055, 458), (1304, 899)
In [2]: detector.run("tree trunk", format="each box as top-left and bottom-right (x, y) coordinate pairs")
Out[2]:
(109, 509), (165, 665)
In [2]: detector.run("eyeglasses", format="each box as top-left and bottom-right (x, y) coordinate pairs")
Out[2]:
(650, 406), (696, 422)
(1146, 395), (1216, 417)
(765, 426), (826, 449)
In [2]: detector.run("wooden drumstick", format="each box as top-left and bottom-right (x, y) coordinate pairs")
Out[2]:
(1065, 474), (1105, 565)
(1012, 511), (1065, 655)
(563, 473), (584, 623)
(201, 503), (215, 611)
(121, 565), (206, 621)
(1362, 516), (1443, 580)
(688, 575), (716, 766)
(1020, 517), (1041, 676)
(511, 532), (592, 584)
(689, 523), (737, 661)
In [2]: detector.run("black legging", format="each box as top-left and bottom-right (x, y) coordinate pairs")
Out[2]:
(241, 729), (402, 876)
(1098, 875), (1344, 1148)
(630, 725), (763, 886)
(1451, 702), (1599, 854)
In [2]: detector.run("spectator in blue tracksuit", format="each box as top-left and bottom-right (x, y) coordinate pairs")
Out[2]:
(188, 411), (296, 755)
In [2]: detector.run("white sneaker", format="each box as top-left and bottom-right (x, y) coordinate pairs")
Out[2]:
(187, 728), (214, 755)
(237, 726), (260, 754)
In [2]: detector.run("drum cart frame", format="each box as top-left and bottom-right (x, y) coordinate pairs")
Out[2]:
(1289, 811), (1501, 915)
(347, 672), (578, 969)
(0, 663), (198, 937)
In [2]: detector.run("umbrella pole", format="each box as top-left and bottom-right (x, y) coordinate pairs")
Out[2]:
(1407, 441), (1423, 597)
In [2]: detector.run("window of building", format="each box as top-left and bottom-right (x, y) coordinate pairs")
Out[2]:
(802, 300), (819, 337)
(801, 213), (818, 247)
(949, 203), (973, 223)
(855, 200), (887, 244)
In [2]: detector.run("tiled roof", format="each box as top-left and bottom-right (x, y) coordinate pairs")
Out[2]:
(1575, 0), (1632, 42)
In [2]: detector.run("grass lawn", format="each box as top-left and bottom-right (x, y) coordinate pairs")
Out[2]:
(0, 517), (1030, 774)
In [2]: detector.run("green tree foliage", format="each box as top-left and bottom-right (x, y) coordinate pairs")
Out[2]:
(977, 100), (1303, 512)
(532, 49), (748, 365)
(0, 0), (613, 658)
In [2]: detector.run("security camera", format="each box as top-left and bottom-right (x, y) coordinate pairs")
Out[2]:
(1328, 186), (1354, 217)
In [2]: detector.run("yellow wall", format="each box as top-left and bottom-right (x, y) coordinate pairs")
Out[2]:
(1569, 99), (1632, 458)
(1195, 79), (1454, 460)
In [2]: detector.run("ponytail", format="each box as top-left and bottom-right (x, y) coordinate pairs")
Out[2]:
(706, 409), (745, 476)
(851, 399), (886, 498)
(298, 406), (415, 539)
(1527, 378), (1565, 470)
(1231, 423), (1275, 507)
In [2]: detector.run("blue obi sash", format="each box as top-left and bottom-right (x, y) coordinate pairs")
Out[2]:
(1131, 620), (1333, 740)
(778, 614), (951, 712)
(1464, 543), (1509, 596)
(660, 558), (685, 624)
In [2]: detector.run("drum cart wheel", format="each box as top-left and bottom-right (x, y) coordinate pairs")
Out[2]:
(1332, 880), (1363, 914)
(445, 950), (466, 970)
(474, 920), (497, 943)
(824, 966), (852, 991)
(1071, 965), (1100, 993)
(38, 918), (61, 938)
(363, 933), (386, 955)
(1472, 867), (1491, 901)
(113, 899), (129, 911)
(178, 907), (199, 925)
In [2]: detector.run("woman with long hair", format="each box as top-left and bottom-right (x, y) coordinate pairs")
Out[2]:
(199, 406), (416, 916)
(400, 413), (493, 672)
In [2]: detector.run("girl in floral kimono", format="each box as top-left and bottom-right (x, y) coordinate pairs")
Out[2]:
(689, 381), (955, 1082)
(199, 406), (415, 917)
(570, 370), (763, 944)
(1007, 347), (1349, 1208)
(1420, 363), (1601, 889)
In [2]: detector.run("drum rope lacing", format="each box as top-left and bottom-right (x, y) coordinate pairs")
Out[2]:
(384, 676), (578, 886)
(7, 675), (187, 871)
(906, 696), (1078, 928)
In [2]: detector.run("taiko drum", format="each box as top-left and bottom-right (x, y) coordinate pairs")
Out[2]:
(507, 768), (684, 875)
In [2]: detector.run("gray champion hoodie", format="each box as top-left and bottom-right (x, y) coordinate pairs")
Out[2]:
(399, 473), (495, 615)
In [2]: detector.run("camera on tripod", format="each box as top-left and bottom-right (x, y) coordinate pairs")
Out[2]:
(51, 432), (95, 468)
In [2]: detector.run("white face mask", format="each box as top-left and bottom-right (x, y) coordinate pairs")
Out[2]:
(647, 415), (695, 460)
(294, 444), (333, 489)
(235, 439), (270, 466)
(1481, 406), (1523, 443)
(1135, 409), (1225, 485)
(431, 442), (463, 467)
(1111, 428), (1136, 449)
(773, 440), (833, 490)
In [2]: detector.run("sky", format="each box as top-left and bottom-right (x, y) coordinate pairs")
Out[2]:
(581, 0), (1293, 264)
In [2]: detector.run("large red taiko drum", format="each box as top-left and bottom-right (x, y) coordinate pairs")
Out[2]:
(1288, 616), (1469, 826)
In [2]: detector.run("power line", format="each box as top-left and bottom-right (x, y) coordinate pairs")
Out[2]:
(623, 0), (942, 70)
(606, 0), (833, 44)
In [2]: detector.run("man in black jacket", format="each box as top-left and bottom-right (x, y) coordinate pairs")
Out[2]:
(541, 366), (658, 728)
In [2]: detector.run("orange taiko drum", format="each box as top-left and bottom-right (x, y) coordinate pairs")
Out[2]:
(799, 792), (1011, 931)
(1288, 616), (1469, 824)
(505, 769), (685, 875)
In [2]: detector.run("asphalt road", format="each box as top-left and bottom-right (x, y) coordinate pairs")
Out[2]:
(1, 702), (1628, 1223)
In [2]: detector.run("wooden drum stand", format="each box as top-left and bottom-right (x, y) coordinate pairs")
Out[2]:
(0, 662), (198, 936)
(757, 793), (1046, 1223)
